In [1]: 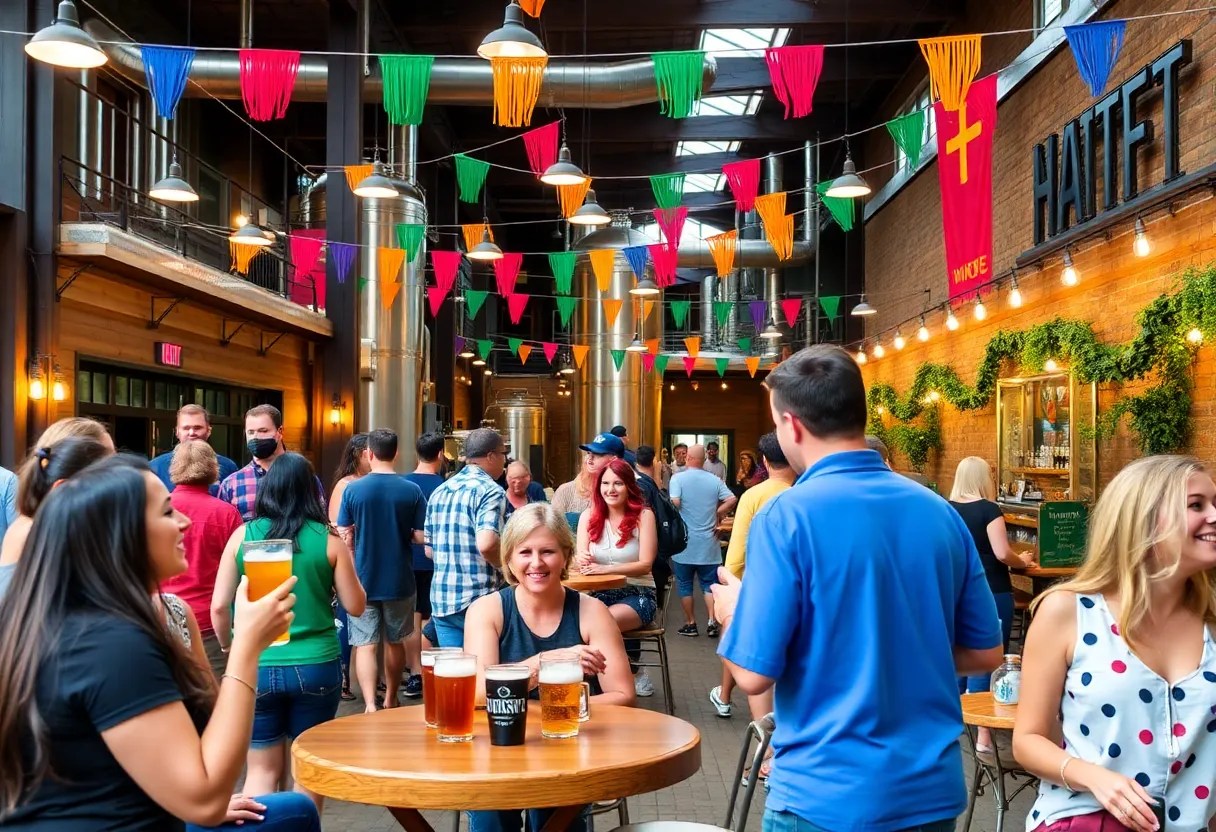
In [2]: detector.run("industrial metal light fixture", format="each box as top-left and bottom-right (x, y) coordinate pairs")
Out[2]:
(467, 223), (504, 261)
(25, 0), (107, 69)
(472, 356), (487, 366)
(353, 162), (400, 199)
(1061, 250), (1079, 286)
(484, 368), (494, 376)
(626, 336), (648, 353)
(917, 314), (930, 342)
(329, 394), (345, 427)
(850, 294), (876, 316)
(630, 277), (661, 297)
(540, 144), (588, 186)
(458, 343), (476, 359)
(149, 156), (199, 203)
(760, 319), (782, 340)
(558, 353), (576, 375)
(229, 222), (274, 247)
(1133, 217), (1151, 257)
(824, 153), (871, 199)
(568, 189), (611, 227)
(477, 1), (547, 60)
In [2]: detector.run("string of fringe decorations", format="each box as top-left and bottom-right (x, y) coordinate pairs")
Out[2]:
(238, 49), (300, 121)
(491, 56), (547, 128)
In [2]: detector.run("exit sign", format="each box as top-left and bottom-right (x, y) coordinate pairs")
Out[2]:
(155, 342), (183, 367)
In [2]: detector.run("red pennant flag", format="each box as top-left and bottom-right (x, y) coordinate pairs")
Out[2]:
(649, 243), (678, 287)
(722, 158), (761, 212)
(517, 344), (533, 364)
(542, 342), (559, 364)
(426, 286), (447, 317)
(522, 121), (560, 177)
(288, 230), (326, 309)
(642, 353), (656, 373)
(764, 44), (825, 119)
(655, 207), (688, 249)
(781, 298), (802, 327)
(936, 74), (998, 303)
(507, 293), (529, 324)
(431, 251), (463, 295)
(494, 252), (524, 297)
(682, 356), (697, 377)
(239, 49), (301, 121)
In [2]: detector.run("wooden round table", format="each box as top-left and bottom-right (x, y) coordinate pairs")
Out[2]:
(1013, 566), (1077, 580)
(292, 703), (701, 832)
(960, 692), (1018, 730)
(562, 573), (627, 592)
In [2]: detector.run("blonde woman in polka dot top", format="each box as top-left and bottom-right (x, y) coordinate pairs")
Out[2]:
(1014, 456), (1216, 832)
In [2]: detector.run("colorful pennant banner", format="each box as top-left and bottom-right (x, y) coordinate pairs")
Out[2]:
(683, 356), (697, 377)
(1064, 20), (1127, 97)
(431, 250), (462, 296)
(461, 223), (494, 252)
(886, 109), (927, 169)
(572, 344), (590, 368)
(650, 173), (686, 210)
(650, 243), (678, 287)
(589, 249), (616, 293)
(426, 286), (446, 316)
(230, 241), (262, 275)
(491, 56), (547, 128)
(557, 180), (592, 219)
(918, 35), (982, 112)
(556, 296), (579, 327)
(764, 44), (824, 119)
(781, 298), (803, 328)
(602, 299), (623, 327)
(716, 358), (730, 377)
(706, 230), (737, 277)
(466, 289), (489, 319)
(653, 51), (706, 119)
(684, 336), (701, 358)
(670, 299), (691, 328)
(507, 293), (529, 324)
(611, 350), (626, 371)
(380, 54), (433, 126)
(330, 242), (357, 284)
(542, 342), (559, 364)
(142, 46), (196, 120)
(654, 354), (670, 375)
(455, 154), (490, 203)
(396, 223), (426, 263)
(522, 121), (560, 176)
(549, 251), (577, 295)
(494, 252), (524, 297)
(623, 246), (649, 280)
(477, 339), (493, 360)
(239, 49), (300, 121)
(722, 158), (760, 212)
(745, 356), (761, 377)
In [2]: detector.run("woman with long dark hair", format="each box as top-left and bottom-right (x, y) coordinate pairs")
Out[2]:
(328, 432), (368, 699)
(211, 452), (365, 815)
(0, 456), (305, 829)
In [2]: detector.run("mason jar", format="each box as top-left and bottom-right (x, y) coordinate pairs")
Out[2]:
(992, 654), (1022, 705)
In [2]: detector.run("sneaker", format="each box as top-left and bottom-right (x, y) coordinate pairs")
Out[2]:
(634, 670), (655, 697)
(677, 623), (699, 637)
(709, 686), (733, 718)
(707, 621), (721, 638)
(402, 674), (423, 699)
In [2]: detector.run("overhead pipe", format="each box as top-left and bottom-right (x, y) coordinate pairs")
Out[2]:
(84, 20), (718, 109)
(238, 0), (253, 49)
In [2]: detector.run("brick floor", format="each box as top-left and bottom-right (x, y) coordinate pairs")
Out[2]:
(314, 595), (1035, 832)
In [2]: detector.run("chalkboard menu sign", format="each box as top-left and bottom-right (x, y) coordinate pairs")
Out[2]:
(1040, 501), (1088, 567)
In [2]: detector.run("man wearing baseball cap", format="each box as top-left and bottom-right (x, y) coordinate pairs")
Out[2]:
(551, 433), (624, 528)
(609, 425), (638, 467)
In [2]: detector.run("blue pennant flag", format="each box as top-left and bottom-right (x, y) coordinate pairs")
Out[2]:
(142, 46), (196, 121)
(623, 245), (650, 280)
(1064, 20), (1126, 98)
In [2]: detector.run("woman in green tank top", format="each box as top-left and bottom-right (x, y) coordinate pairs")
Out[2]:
(211, 453), (366, 815)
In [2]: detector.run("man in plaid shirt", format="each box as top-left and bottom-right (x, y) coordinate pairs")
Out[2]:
(218, 404), (326, 521)
(424, 428), (508, 648)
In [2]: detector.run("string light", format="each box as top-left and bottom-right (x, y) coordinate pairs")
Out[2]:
(1009, 275), (1023, 308)
(946, 308), (960, 331)
(1061, 250), (1079, 286)
(1187, 327), (1203, 344)
(1045, 359), (1059, 372)
(918, 315), (930, 342)
(1133, 217), (1151, 257)
(893, 330), (906, 350)
(974, 299), (987, 321)
(856, 345), (867, 364)
(873, 343), (885, 358)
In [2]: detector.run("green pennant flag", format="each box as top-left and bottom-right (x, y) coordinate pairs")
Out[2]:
(649, 172), (686, 210)
(816, 181), (856, 232)
(610, 349), (627, 371)
(886, 109), (926, 168)
(549, 251), (577, 295)
(737, 337), (752, 354)
(819, 295), (842, 323)
(670, 299), (691, 328)
(556, 296), (579, 328)
(395, 223), (425, 262)
(654, 354), (670, 375)
(455, 154), (490, 203)
(652, 51), (706, 119)
(358, 277), (368, 290)
(715, 357), (730, 377)
(713, 301), (732, 328)
(508, 337), (523, 357)
(465, 289), (488, 320)
(476, 339), (493, 360)
(380, 54), (433, 126)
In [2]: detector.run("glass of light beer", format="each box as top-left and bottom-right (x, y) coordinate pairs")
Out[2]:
(433, 652), (477, 742)
(421, 647), (462, 728)
(539, 650), (583, 739)
(242, 539), (293, 645)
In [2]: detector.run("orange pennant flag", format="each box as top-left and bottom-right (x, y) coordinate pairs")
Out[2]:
(380, 279), (402, 309)
(918, 34), (982, 112)
(378, 247), (407, 282)
(745, 356), (761, 378)
(589, 249), (616, 293)
(706, 229), (738, 277)
(571, 344), (590, 368)
(602, 298), (623, 327)
(684, 336), (701, 358)
(557, 179), (592, 219)
(642, 300), (656, 321)
(645, 338), (660, 356)
(754, 192), (787, 228)
(344, 164), (374, 192)
(517, 344), (533, 364)
(229, 241), (262, 275)
(461, 223), (494, 251)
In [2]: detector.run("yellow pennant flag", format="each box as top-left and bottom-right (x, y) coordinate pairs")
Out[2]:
(378, 247), (407, 282)
(589, 249), (616, 293)
(918, 35), (982, 112)
(645, 338), (660, 356)
(745, 356), (761, 378)
(642, 300), (656, 321)
(461, 223), (494, 251)
(344, 164), (374, 192)
(706, 229), (738, 277)
(602, 298), (623, 328)
(491, 56), (547, 127)
(684, 336), (701, 358)
(229, 241), (262, 275)
(517, 344), (533, 364)
(557, 179), (591, 219)
(571, 344), (590, 368)
(380, 279), (402, 309)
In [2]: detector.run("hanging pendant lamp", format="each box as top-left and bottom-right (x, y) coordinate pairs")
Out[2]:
(467, 226), (504, 261)
(229, 222), (274, 247)
(477, 1), (547, 60)
(540, 143), (588, 186)
(626, 336), (648, 353)
(149, 156), (199, 203)
(851, 294), (876, 316)
(569, 189), (610, 226)
(25, 0), (107, 69)
(353, 162), (400, 199)
(630, 277), (661, 297)
(760, 319), (783, 340)
(825, 153), (871, 199)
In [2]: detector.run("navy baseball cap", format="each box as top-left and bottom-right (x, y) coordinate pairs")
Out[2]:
(609, 425), (628, 438)
(580, 433), (625, 457)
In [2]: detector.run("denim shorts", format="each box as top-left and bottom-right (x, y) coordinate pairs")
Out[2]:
(591, 586), (657, 627)
(763, 808), (956, 832)
(251, 659), (342, 748)
(348, 597), (415, 647)
(672, 562), (719, 597)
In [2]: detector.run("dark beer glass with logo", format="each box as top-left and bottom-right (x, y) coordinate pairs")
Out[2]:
(485, 663), (531, 746)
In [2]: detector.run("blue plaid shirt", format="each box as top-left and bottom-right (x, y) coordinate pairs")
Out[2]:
(424, 464), (506, 618)
(217, 460), (327, 522)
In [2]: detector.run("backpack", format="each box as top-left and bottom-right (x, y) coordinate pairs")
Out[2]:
(640, 474), (687, 560)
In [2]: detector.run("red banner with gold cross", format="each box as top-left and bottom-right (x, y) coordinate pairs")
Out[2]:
(934, 73), (997, 302)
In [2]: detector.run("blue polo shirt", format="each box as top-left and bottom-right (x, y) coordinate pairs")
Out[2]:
(719, 450), (1001, 832)
(337, 472), (427, 602)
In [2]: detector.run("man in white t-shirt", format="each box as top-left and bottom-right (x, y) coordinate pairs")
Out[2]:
(704, 441), (728, 482)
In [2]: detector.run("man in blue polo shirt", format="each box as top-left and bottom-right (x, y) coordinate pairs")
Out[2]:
(714, 345), (1002, 832)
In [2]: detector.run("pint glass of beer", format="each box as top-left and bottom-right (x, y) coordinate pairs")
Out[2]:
(485, 664), (531, 747)
(539, 651), (583, 739)
(242, 539), (293, 645)
(433, 652), (477, 742)
(421, 648), (462, 728)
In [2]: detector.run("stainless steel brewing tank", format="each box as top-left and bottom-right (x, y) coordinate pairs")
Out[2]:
(570, 224), (663, 475)
(484, 389), (548, 483)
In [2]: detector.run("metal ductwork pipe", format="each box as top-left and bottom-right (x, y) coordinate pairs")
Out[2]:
(239, 0), (254, 49)
(762, 152), (782, 347)
(84, 20), (718, 109)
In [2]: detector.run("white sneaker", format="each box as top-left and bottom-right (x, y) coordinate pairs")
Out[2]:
(709, 685), (733, 718)
(634, 670), (655, 697)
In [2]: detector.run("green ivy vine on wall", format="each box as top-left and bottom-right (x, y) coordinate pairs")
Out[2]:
(866, 262), (1216, 469)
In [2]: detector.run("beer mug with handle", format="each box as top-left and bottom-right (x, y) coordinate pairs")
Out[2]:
(539, 650), (583, 739)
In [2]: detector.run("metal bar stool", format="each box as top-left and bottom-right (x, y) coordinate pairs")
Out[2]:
(621, 577), (675, 715)
(960, 727), (1038, 832)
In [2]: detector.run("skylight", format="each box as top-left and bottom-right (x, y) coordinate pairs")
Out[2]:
(642, 217), (726, 244)
(693, 92), (763, 117)
(699, 28), (791, 58)
(684, 173), (725, 193)
(676, 140), (741, 156)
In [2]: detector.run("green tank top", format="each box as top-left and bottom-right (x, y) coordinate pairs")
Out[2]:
(237, 518), (339, 667)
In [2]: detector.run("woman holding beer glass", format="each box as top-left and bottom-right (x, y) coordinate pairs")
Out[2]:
(211, 453), (366, 814)
(464, 502), (634, 832)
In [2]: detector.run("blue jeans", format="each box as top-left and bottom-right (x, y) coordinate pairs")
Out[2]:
(763, 808), (956, 832)
(959, 591), (1014, 694)
(467, 806), (591, 832)
(252, 660), (342, 748)
(432, 609), (468, 648)
(186, 791), (320, 832)
(671, 561), (718, 598)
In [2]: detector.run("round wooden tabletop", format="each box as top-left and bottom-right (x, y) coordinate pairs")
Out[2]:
(563, 573), (627, 592)
(1013, 566), (1078, 579)
(960, 692), (1018, 730)
(292, 703), (702, 811)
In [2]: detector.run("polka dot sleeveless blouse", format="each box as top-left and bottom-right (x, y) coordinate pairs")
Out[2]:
(1028, 594), (1216, 831)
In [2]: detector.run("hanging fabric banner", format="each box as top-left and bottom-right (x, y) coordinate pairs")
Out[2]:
(670, 299), (691, 328)
(142, 46), (196, 120)
(518, 344), (533, 364)
(431, 250), (463, 296)
(477, 339), (494, 360)
(589, 250), (616, 293)
(507, 294), (529, 324)
(623, 246), (649, 280)
(522, 121), (560, 176)
(289, 234), (325, 282)
(652, 51), (705, 119)
(745, 356), (761, 378)
(642, 353), (656, 373)
(455, 336), (466, 355)
(654, 354), (670, 375)
(722, 158), (761, 212)
(238, 49), (301, 121)
(557, 179), (592, 219)
(490, 56), (547, 127)
(819, 295), (841, 323)
(378, 248), (407, 286)
(556, 296), (579, 327)
(682, 356), (697, 377)
(380, 54), (433, 126)
(465, 289), (489, 319)
(396, 223), (426, 263)
(749, 301), (767, 333)
(815, 181), (857, 232)
(713, 301), (732, 328)
(330, 242), (357, 284)
(461, 222), (494, 252)
(1064, 20), (1127, 97)
(549, 251), (577, 295)
(230, 241), (262, 275)
(655, 207), (688, 249)
(781, 298), (803, 328)
(344, 165), (374, 192)
(455, 154), (490, 203)
(494, 252), (524, 297)
(649, 243), (679, 287)
(771, 215), (795, 260)
(518, 0), (546, 16)
(764, 44), (825, 119)
(754, 192), (787, 228)
(645, 337), (660, 355)
(426, 286), (446, 317)
(572, 344), (590, 368)
(684, 336), (701, 358)
(602, 299), (623, 327)
(642, 301), (656, 323)
(935, 73), (997, 302)
(611, 350), (627, 372)
(287, 230), (326, 310)
(918, 35), (982, 112)
(542, 342), (559, 364)
(886, 110), (927, 168)
(381, 278), (402, 310)
(737, 337), (752, 354)
(508, 337), (524, 356)
(650, 173), (686, 210)
(706, 230), (737, 277)
(715, 358), (730, 378)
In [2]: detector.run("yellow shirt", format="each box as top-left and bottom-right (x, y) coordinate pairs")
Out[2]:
(724, 477), (792, 579)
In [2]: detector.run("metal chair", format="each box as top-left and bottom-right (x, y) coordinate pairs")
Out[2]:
(960, 727), (1039, 832)
(621, 576), (675, 715)
(590, 798), (631, 827)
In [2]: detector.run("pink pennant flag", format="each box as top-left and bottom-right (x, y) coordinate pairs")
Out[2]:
(522, 121), (560, 177)
(642, 353), (656, 373)
(288, 230), (326, 309)
(655, 207), (688, 249)
(781, 298), (803, 327)
(494, 252), (524, 297)
(542, 342), (559, 364)
(723, 158), (761, 212)
(765, 44), (825, 119)
(427, 287), (447, 317)
(239, 49), (301, 121)
(682, 356), (697, 377)
(649, 243), (679, 287)
(507, 293), (529, 324)
(431, 251), (463, 295)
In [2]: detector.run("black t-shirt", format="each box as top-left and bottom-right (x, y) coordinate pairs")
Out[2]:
(5, 610), (198, 831)
(949, 499), (1012, 595)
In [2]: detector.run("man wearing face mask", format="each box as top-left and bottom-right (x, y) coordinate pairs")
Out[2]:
(217, 404), (327, 521)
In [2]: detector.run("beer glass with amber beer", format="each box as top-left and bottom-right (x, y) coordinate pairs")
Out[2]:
(539, 650), (583, 739)
(242, 539), (293, 645)
(433, 652), (477, 742)
(421, 647), (462, 728)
